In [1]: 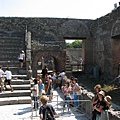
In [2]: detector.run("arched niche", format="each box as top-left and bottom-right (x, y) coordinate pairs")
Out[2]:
(32, 50), (66, 77)
(111, 19), (120, 38)
(111, 19), (120, 76)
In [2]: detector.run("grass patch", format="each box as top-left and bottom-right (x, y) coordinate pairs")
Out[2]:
(102, 84), (115, 92)
(77, 74), (120, 106)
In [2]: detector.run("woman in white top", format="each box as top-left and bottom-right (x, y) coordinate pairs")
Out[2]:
(18, 50), (25, 68)
(62, 81), (72, 111)
(4, 67), (13, 92)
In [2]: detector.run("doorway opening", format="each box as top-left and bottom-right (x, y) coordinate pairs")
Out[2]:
(65, 39), (84, 72)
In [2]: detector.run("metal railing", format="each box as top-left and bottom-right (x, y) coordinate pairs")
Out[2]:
(71, 64), (85, 72)
(30, 94), (92, 120)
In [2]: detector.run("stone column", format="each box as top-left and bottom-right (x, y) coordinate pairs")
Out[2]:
(25, 31), (32, 79)
(41, 57), (44, 69)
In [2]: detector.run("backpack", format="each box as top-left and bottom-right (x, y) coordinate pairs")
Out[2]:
(43, 105), (55, 120)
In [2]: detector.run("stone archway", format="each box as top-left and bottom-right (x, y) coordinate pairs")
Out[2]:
(111, 19), (120, 76)
(32, 50), (66, 77)
(59, 19), (93, 70)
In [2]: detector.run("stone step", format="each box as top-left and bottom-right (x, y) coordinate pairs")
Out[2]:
(66, 64), (71, 67)
(0, 51), (21, 54)
(0, 47), (24, 52)
(0, 36), (24, 39)
(0, 90), (31, 98)
(0, 62), (19, 69)
(11, 79), (30, 85)
(0, 44), (23, 48)
(66, 67), (72, 71)
(12, 84), (31, 90)
(0, 61), (18, 63)
(0, 96), (31, 106)
(0, 39), (23, 42)
(0, 54), (19, 59)
(0, 38), (24, 41)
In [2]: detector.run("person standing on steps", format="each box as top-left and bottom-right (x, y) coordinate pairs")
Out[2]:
(18, 50), (25, 68)
(0, 66), (5, 92)
(4, 67), (13, 92)
(41, 66), (48, 83)
(31, 78), (39, 110)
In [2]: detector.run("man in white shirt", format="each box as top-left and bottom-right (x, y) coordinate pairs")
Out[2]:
(4, 67), (13, 92)
(0, 66), (4, 92)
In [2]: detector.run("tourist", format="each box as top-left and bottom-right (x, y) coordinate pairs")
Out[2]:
(61, 80), (72, 111)
(44, 74), (53, 101)
(51, 71), (57, 89)
(92, 84), (102, 120)
(79, 57), (83, 70)
(0, 66), (4, 92)
(93, 90), (106, 120)
(56, 71), (65, 89)
(39, 95), (57, 120)
(72, 78), (80, 106)
(69, 76), (74, 106)
(18, 50), (25, 68)
(31, 78), (39, 110)
(41, 66), (48, 83)
(38, 75), (44, 99)
(4, 67), (13, 92)
(61, 72), (68, 87)
(100, 95), (112, 120)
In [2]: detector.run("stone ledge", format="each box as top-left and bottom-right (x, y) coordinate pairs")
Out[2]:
(81, 87), (120, 120)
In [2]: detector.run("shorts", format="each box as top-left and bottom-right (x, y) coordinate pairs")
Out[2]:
(19, 59), (23, 62)
(4, 79), (11, 85)
(0, 78), (4, 86)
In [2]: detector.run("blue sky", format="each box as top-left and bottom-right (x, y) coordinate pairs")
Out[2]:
(0, 0), (120, 19)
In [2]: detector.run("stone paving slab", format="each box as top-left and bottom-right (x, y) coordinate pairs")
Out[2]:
(0, 89), (90, 120)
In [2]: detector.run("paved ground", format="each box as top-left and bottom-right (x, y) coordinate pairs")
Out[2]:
(0, 89), (90, 120)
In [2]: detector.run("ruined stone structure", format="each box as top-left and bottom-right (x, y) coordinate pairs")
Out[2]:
(0, 6), (120, 79)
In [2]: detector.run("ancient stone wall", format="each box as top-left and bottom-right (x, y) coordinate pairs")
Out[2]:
(0, 6), (120, 79)
(91, 7), (120, 79)
(0, 17), (94, 77)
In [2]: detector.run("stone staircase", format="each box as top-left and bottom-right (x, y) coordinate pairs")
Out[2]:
(0, 31), (26, 74)
(0, 79), (31, 106)
(65, 55), (72, 76)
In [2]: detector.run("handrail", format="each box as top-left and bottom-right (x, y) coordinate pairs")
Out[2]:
(31, 94), (92, 120)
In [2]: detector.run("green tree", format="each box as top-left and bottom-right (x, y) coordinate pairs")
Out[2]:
(66, 40), (82, 48)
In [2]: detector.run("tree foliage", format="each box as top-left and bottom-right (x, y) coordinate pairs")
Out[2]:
(66, 40), (82, 48)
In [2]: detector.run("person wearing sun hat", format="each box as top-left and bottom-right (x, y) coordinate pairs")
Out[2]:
(93, 90), (106, 120)
(100, 95), (112, 120)
(92, 84), (102, 120)
(18, 50), (25, 68)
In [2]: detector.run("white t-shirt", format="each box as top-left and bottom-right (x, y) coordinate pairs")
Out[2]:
(63, 86), (71, 97)
(0, 69), (4, 78)
(32, 84), (39, 97)
(4, 70), (12, 80)
(18, 53), (24, 60)
(73, 83), (79, 91)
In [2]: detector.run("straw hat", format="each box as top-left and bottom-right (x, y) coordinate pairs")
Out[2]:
(98, 90), (105, 97)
